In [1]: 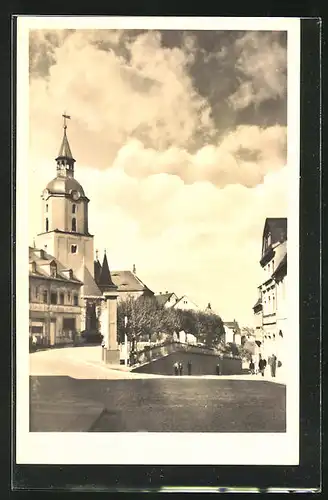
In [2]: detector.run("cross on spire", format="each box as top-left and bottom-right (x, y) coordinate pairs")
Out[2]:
(62, 112), (71, 130)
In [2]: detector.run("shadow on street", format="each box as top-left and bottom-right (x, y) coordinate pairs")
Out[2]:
(30, 375), (286, 433)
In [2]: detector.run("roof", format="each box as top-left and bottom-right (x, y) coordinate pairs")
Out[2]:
(272, 253), (287, 278)
(98, 253), (117, 291)
(264, 218), (287, 243)
(224, 321), (240, 332)
(110, 270), (154, 294)
(56, 128), (74, 160)
(77, 264), (103, 297)
(29, 247), (82, 285)
(252, 298), (262, 310)
(46, 176), (85, 197)
(173, 295), (199, 309)
(94, 259), (102, 284)
(154, 293), (175, 307)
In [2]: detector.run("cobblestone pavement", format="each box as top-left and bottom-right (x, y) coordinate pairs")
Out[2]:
(30, 347), (286, 433)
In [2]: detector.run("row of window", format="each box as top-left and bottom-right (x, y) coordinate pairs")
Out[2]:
(45, 203), (77, 214)
(45, 217), (77, 233)
(29, 287), (79, 306)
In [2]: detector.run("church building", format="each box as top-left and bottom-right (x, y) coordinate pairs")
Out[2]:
(30, 116), (153, 347)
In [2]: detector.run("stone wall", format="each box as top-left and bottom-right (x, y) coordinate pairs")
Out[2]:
(132, 347), (242, 376)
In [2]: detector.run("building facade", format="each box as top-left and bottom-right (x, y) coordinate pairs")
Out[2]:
(253, 218), (287, 375)
(29, 246), (82, 345)
(154, 292), (179, 308)
(223, 320), (241, 345)
(173, 295), (199, 311)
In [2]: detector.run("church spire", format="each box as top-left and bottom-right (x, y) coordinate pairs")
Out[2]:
(56, 114), (75, 177)
(98, 251), (117, 292)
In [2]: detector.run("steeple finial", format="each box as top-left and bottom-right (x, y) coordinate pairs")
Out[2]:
(133, 264), (136, 274)
(62, 112), (71, 130)
(56, 113), (75, 165)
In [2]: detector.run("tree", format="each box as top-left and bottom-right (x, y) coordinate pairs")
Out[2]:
(117, 295), (226, 350)
(196, 311), (225, 347)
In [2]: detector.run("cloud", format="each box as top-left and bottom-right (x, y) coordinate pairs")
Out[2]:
(29, 29), (214, 169)
(112, 124), (286, 188)
(228, 31), (287, 110)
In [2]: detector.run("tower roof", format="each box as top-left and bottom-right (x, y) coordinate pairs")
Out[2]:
(57, 128), (74, 160)
(56, 115), (75, 163)
(98, 252), (117, 291)
(46, 176), (85, 197)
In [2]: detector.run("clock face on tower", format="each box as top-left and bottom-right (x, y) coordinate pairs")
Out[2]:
(71, 190), (80, 201)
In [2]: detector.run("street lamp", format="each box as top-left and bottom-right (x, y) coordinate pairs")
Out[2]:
(124, 315), (128, 366)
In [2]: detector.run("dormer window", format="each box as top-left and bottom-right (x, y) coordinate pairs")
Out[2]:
(267, 232), (272, 247)
(31, 261), (37, 273)
(50, 263), (57, 278)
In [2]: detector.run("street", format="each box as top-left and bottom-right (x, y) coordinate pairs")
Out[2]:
(29, 347), (286, 433)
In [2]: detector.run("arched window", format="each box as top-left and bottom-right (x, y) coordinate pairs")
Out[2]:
(45, 218), (49, 232)
(72, 218), (76, 232)
(72, 204), (76, 214)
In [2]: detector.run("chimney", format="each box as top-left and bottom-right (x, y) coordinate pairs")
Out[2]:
(132, 264), (136, 274)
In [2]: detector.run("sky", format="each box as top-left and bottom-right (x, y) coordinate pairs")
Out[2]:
(28, 28), (288, 326)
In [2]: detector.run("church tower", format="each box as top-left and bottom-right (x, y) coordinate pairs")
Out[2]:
(35, 116), (95, 281)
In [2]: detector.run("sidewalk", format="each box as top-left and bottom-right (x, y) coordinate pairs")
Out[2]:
(78, 359), (286, 383)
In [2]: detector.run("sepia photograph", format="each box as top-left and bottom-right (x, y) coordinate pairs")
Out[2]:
(16, 16), (300, 465)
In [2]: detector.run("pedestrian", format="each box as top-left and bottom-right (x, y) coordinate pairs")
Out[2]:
(187, 360), (192, 376)
(173, 361), (179, 376)
(258, 355), (265, 377)
(270, 354), (277, 377)
(249, 359), (255, 375)
(179, 361), (183, 376)
(216, 363), (221, 376)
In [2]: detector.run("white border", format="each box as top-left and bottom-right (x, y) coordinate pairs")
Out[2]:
(16, 16), (300, 465)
